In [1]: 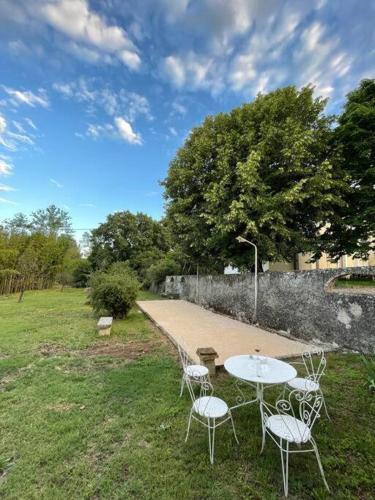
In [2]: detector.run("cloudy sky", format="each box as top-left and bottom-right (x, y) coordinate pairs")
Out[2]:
(0, 0), (374, 236)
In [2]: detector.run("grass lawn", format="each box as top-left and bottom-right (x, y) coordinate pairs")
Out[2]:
(0, 289), (374, 499)
(335, 278), (375, 288)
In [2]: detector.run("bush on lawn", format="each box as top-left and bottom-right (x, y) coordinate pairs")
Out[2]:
(90, 271), (139, 318)
(144, 257), (181, 288)
(107, 261), (138, 279)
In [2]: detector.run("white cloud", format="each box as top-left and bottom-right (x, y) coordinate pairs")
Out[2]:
(6, 131), (34, 146)
(0, 113), (35, 151)
(295, 21), (351, 99)
(0, 196), (17, 205)
(229, 8), (302, 92)
(24, 118), (37, 130)
(12, 120), (26, 133)
(65, 40), (110, 64)
(301, 21), (324, 52)
(0, 183), (16, 192)
(171, 102), (187, 115)
(40, 0), (141, 70)
(49, 178), (63, 188)
(0, 156), (13, 176)
(169, 126), (177, 136)
(3, 86), (49, 107)
(53, 78), (153, 124)
(230, 53), (257, 91)
(86, 123), (114, 139)
(118, 50), (141, 71)
(163, 56), (186, 87)
(0, 136), (16, 151)
(114, 117), (142, 145)
(162, 52), (221, 92)
(0, 115), (6, 133)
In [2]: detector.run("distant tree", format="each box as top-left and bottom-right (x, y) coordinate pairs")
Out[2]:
(144, 254), (182, 288)
(163, 86), (346, 268)
(0, 205), (78, 297)
(72, 259), (92, 288)
(89, 211), (170, 276)
(321, 79), (375, 258)
(30, 205), (73, 236)
(4, 213), (31, 234)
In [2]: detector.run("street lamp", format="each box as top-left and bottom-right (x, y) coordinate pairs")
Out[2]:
(236, 235), (258, 323)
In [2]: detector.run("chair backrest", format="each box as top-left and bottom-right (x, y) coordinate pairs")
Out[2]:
(177, 343), (190, 370)
(281, 390), (322, 442)
(263, 390), (323, 444)
(302, 349), (327, 383)
(185, 371), (213, 405)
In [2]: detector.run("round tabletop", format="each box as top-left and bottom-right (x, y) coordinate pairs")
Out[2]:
(224, 355), (297, 385)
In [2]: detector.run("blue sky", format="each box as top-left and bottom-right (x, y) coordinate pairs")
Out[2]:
(0, 0), (374, 241)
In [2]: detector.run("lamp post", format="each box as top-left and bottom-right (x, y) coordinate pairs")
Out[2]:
(236, 236), (258, 323)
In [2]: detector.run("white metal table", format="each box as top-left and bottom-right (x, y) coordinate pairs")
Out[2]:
(224, 354), (297, 413)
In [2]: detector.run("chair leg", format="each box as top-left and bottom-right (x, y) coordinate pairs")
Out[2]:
(179, 374), (185, 397)
(229, 410), (239, 444)
(312, 440), (330, 492)
(185, 409), (193, 442)
(211, 420), (216, 464)
(260, 420), (266, 454)
(320, 390), (331, 420)
(279, 440), (289, 497)
(207, 418), (212, 463)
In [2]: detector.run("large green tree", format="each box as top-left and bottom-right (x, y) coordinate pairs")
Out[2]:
(163, 86), (346, 269)
(89, 211), (170, 276)
(321, 79), (375, 258)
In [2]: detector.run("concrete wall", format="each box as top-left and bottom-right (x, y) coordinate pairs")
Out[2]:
(164, 267), (375, 353)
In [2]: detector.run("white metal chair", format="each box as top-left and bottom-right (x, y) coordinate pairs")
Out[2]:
(185, 375), (239, 464)
(178, 344), (209, 397)
(285, 350), (330, 419)
(261, 390), (330, 497)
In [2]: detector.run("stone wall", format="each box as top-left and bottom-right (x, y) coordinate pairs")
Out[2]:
(164, 267), (375, 353)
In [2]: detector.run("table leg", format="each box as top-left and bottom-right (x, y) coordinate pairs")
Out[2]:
(230, 379), (258, 410)
(257, 383), (266, 452)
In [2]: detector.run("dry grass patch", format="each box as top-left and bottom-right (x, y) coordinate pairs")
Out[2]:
(83, 340), (160, 360)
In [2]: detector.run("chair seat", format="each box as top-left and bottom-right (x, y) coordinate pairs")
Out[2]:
(184, 365), (209, 378)
(287, 377), (319, 392)
(193, 396), (228, 418)
(266, 415), (311, 444)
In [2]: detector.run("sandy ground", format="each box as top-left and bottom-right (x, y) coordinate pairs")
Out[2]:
(137, 300), (314, 366)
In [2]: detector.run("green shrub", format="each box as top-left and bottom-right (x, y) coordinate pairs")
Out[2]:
(107, 261), (137, 279)
(361, 354), (375, 392)
(90, 272), (139, 318)
(144, 257), (181, 288)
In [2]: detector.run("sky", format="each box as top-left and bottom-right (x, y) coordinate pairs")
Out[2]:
(0, 0), (374, 241)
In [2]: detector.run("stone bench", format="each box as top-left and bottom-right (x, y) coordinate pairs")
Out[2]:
(97, 316), (113, 336)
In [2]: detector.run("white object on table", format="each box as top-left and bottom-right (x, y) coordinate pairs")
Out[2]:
(224, 354), (297, 415)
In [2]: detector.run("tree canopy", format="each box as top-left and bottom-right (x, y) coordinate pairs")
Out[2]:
(163, 85), (346, 269)
(88, 211), (171, 277)
(4, 204), (72, 236)
(320, 79), (375, 258)
(0, 205), (80, 293)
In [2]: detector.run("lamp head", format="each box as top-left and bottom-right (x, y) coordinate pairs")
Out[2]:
(236, 236), (247, 243)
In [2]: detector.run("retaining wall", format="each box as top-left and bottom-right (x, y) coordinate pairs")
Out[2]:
(164, 267), (375, 353)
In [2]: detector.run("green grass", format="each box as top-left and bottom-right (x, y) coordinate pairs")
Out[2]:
(335, 278), (375, 288)
(0, 289), (374, 499)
